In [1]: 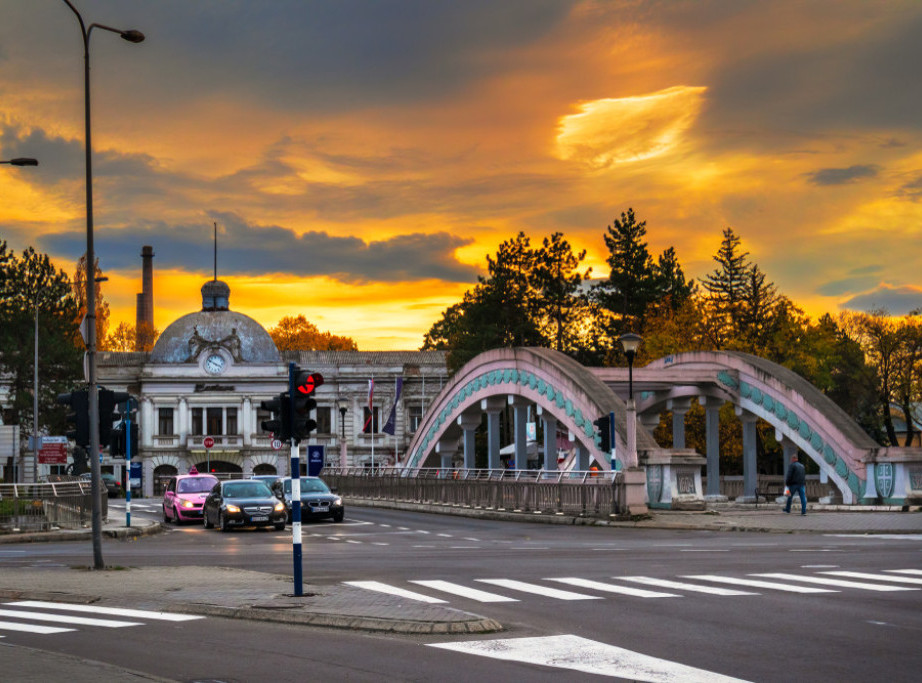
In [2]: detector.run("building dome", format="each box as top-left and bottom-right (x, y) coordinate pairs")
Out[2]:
(149, 280), (280, 363)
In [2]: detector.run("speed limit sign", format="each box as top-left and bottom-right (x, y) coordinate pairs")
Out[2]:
(271, 438), (283, 451)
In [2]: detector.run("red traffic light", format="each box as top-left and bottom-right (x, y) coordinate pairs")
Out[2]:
(295, 372), (324, 395)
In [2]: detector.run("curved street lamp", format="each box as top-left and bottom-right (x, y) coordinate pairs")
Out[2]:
(60, 0), (144, 570)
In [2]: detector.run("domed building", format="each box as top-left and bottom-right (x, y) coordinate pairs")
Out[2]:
(96, 275), (447, 497)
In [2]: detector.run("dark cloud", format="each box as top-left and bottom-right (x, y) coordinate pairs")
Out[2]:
(840, 284), (922, 315)
(37, 210), (478, 284)
(806, 165), (880, 186)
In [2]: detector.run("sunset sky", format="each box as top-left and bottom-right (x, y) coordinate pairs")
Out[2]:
(2, 1), (922, 350)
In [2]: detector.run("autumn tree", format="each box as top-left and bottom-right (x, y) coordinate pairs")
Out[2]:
(103, 321), (160, 352)
(73, 254), (110, 349)
(269, 315), (358, 351)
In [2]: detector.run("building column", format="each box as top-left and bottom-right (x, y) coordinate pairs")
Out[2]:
(142, 458), (155, 498)
(481, 397), (504, 471)
(703, 396), (725, 500)
(667, 397), (692, 449)
(241, 397), (251, 446)
(537, 406), (558, 472)
(736, 408), (758, 502)
(177, 397), (188, 444)
(457, 411), (481, 470)
(508, 396), (530, 470)
(141, 397), (155, 448)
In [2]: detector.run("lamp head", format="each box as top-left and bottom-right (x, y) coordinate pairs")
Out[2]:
(9, 158), (38, 166)
(120, 29), (145, 43)
(618, 332), (642, 359)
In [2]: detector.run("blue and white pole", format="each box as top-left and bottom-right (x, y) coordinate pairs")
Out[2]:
(289, 362), (303, 596)
(125, 398), (135, 527)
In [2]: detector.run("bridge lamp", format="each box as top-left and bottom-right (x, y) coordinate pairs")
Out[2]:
(619, 333), (642, 401)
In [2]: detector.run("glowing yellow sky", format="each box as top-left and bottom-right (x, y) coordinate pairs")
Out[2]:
(3, 1), (922, 349)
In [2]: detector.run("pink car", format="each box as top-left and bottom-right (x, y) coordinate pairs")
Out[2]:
(162, 473), (219, 524)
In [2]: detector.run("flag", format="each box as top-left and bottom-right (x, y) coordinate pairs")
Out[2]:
(362, 379), (375, 433)
(382, 377), (403, 435)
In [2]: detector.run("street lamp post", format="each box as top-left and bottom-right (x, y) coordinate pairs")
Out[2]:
(337, 399), (348, 468)
(33, 286), (48, 484)
(61, 0), (144, 570)
(619, 333), (642, 467)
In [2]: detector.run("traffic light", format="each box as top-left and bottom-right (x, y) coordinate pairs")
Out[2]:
(261, 393), (291, 441)
(98, 388), (130, 446)
(58, 388), (90, 446)
(594, 414), (612, 453)
(110, 422), (139, 458)
(71, 445), (89, 475)
(291, 368), (323, 443)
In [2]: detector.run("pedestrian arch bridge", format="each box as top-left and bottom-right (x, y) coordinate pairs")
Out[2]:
(403, 348), (922, 506)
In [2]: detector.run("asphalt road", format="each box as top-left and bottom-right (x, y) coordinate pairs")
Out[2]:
(3, 502), (921, 681)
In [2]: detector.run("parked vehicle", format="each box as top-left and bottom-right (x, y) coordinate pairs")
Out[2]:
(272, 476), (344, 523)
(162, 473), (219, 524)
(80, 472), (121, 498)
(203, 479), (287, 532)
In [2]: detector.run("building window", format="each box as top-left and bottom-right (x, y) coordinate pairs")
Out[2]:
(191, 408), (203, 436)
(408, 404), (423, 433)
(316, 406), (332, 434)
(158, 408), (174, 436)
(362, 406), (380, 433)
(226, 407), (238, 435)
(207, 407), (223, 436)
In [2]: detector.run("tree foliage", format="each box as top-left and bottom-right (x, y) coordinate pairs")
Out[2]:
(269, 315), (358, 351)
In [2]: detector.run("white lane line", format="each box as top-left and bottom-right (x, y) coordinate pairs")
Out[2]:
(371, 542), (390, 546)
(826, 534), (922, 540)
(616, 577), (756, 596)
(0, 608), (141, 628)
(429, 634), (751, 682)
(416, 530), (431, 535)
(751, 574), (917, 592)
(682, 575), (836, 593)
(680, 550), (730, 553)
(6, 601), (204, 621)
(343, 581), (448, 604)
(548, 578), (679, 598)
(450, 546), (481, 549)
(437, 533), (453, 538)
(463, 537), (480, 542)
(822, 571), (922, 585)
(410, 580), (519, 603)
(345, 539), (363, 544)
(0, 620), (75, 635)
(475, 579), (601, 601)
(379, 524), (391, 528)
(887, 569), (922, 576)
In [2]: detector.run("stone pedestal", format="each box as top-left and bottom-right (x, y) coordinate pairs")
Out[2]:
(864, 450), (922, 505)
(644, 449), (706, 510)
(622, 467), (649, 515)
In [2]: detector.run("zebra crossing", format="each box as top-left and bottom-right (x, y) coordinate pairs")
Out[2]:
(0, 600), (203, 638)
(345, 568), (922, 605)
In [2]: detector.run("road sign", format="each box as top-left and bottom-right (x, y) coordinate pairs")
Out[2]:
(271, 438), (283, 450)
(38, 436), (68, 465)
(307, 445), (325, 476)
(203, 436), (215, 449)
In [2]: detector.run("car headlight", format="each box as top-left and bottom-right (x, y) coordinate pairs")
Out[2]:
(274, 501), (286, 512)
(333, 498), (343, 506)
(181, 500), (195, 509)
(225, 504), (241, 513)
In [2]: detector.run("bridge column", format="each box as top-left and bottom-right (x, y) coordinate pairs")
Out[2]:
(703, 397), (727, 501)
(667, 398), (692, 449)
(481, 398), (504, 471)
(457, 412), (481, 470)
(436, 438), (458, 473)
(536, 406), (557, 471)
(577, 442), (591, 471)
(735, 408), (759, 503)
(508, 396), (530, 470)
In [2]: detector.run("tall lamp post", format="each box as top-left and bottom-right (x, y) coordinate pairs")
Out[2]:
(619, 333), (642, 467)
(61, 0), (144, 570)
(337, 398), (348, 468)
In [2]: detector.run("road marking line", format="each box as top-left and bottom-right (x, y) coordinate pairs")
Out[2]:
(682, 575), (836, 593)
(887, 569), (922, 576)
(343, 581), (448, 603)
(0, 608), (142, 628)
(437, 533), (453, 538)
(410, 580), (519, 603)
(751, 574), (917, 591)
(680, 549), (730, 552)
(476, 579), (601, 601)
(6, 601), (205, 621)
(463, 537), (480, 542)
(822, 571), (922, 585)
(548, 578), (679, 598)
(0, 620), (75, 635)
(616, 577), (756, 596)
(429, 634), (751, 682)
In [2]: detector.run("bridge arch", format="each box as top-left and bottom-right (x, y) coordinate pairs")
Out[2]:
(403, 347), (660, 473)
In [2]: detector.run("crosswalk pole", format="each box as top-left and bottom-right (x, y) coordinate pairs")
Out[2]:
(289, 362), (303, 597)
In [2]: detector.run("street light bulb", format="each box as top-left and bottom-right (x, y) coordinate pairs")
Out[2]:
(120, 29), (145, 43)
(618, 332), (642, 357)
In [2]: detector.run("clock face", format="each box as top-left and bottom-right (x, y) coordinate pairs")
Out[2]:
(205, 353), (227, 375)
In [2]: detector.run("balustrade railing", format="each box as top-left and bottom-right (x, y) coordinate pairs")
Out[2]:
(0, 478), (106, 533)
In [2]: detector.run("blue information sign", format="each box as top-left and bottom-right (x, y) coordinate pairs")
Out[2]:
(307, 445), (325, 476)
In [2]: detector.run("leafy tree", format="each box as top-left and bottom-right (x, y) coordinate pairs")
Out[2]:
(102, 321), (160, 352)
(73, 254), (110, 349)
(269, 315), (358, 351)
(0, 242), (82, 434)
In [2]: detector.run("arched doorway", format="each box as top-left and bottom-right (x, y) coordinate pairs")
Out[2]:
(194, 460), (242, 478)
(153, 464), (178, 496)
(253, 462), (278, 476)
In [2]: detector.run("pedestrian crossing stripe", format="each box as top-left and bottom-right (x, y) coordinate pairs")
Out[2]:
(751, 573), (918, 592)
(681, 575), (836, 593)
(0, 608), (142, 628)
(3, 601), (205, 622)
(0, 620), (75, 635)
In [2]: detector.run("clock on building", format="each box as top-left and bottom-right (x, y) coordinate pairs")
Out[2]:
(204, 353), (227, 375)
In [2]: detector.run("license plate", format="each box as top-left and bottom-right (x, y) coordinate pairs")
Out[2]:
(250, 515), (268, 522)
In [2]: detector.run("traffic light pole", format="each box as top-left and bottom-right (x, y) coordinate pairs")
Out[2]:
(124, 398), (135, 528)
(289, 362), (303, 597)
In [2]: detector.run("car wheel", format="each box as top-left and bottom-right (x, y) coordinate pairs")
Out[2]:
(172, 506), (182, 526)
(203, 509), (213, 529)
(274, 521), (286, 531)
(219, 511), (230, 532)
(333, 511), (344, 523)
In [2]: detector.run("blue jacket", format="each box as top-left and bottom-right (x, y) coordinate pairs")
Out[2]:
(785, 461), (806, 487)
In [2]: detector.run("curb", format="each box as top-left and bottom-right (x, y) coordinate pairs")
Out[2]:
(0, 521), (165, 545)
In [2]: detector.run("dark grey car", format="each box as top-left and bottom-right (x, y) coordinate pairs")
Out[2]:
(272, 477), (344, 523)
(203, 480), (287, 532)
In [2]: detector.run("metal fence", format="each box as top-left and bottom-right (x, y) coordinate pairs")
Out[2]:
(322, 467), (626, 518)
(0, 478), (106, 533)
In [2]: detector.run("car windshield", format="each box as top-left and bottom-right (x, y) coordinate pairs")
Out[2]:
(177, 476), (218, 494)
(284, 479), (330, 495)
(224, 481), (271, 498)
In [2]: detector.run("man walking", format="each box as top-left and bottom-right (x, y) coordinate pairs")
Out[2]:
(784, 454), (807, 515)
